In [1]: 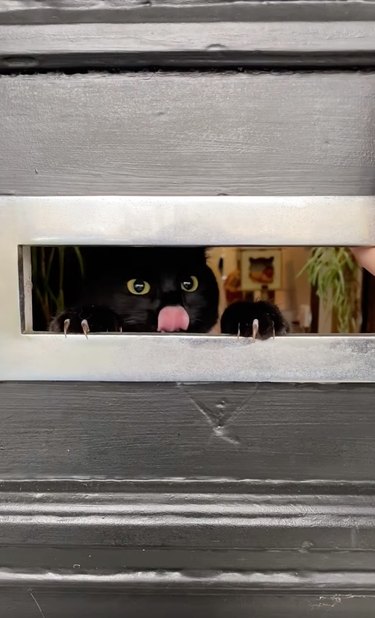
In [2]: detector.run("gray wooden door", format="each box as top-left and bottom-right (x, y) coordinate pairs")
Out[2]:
(1, 1), (375, 615)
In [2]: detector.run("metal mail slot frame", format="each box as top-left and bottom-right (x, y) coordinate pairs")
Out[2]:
(0, 195), (374, 382)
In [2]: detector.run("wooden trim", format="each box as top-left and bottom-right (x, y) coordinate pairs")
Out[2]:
(1, 381), (375, 611)
(1, 72), (375, 196)
(0, 481), (375, 613)
(1, 21), (375, 70)
(1, 381), (375, 480)
(1, 0), (375, 25)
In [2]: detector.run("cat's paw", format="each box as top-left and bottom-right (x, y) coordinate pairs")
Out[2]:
(49, 305), (122, 335)
(220, 300), (289, 339)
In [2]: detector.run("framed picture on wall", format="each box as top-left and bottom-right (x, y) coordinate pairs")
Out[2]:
(240, 249), (282, 291)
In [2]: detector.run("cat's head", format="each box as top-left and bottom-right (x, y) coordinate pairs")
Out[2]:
(86, 247), (219, 333)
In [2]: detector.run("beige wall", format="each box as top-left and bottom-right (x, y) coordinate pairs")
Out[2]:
(207, 247), (311, 327)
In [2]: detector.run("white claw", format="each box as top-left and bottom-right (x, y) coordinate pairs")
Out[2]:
(237, 323), (241, 339)
(252, 318), (259, 341)
(63, 318), (70, 337)
(272, 320), (275, 340)
(81, 319), (90, 338)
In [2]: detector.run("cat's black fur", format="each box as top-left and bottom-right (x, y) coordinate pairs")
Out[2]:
(49, 247), (288, 338)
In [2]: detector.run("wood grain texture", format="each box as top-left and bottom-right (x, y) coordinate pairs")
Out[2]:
(5, 23), (375, 54)
(1, 488), (375, 553)
(1, 0), (375, 25)
(0, 588), (374, 618)
(2, 22), (375, 70)
(0, 382), (375, 481)
(0, 485), (375, 614)
(1, 72), (375, 195)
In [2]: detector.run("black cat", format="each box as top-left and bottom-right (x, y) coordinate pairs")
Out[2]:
(49, 247), (288, 338)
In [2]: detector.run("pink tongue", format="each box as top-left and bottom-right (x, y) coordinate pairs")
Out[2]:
(157, 305), (190, 332)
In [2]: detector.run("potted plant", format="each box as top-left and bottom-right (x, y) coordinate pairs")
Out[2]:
(299, 247), (361, 333)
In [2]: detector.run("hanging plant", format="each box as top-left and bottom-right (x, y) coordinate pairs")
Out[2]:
(299, 247), (360, 333)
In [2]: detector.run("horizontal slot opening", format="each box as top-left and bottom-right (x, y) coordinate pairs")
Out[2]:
(21, 245), (372, 337)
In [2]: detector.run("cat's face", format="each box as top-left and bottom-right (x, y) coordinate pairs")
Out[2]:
(82, 247), (219, 333)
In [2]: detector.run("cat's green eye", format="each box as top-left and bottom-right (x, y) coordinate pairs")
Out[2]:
(127, 278), (151, 295)
(181, 275), (199, 293)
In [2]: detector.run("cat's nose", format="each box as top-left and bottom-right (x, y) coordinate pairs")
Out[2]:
(157, 305), (190, 332)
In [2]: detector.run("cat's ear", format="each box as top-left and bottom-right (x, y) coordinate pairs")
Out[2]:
(189, 247), (208, 263)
